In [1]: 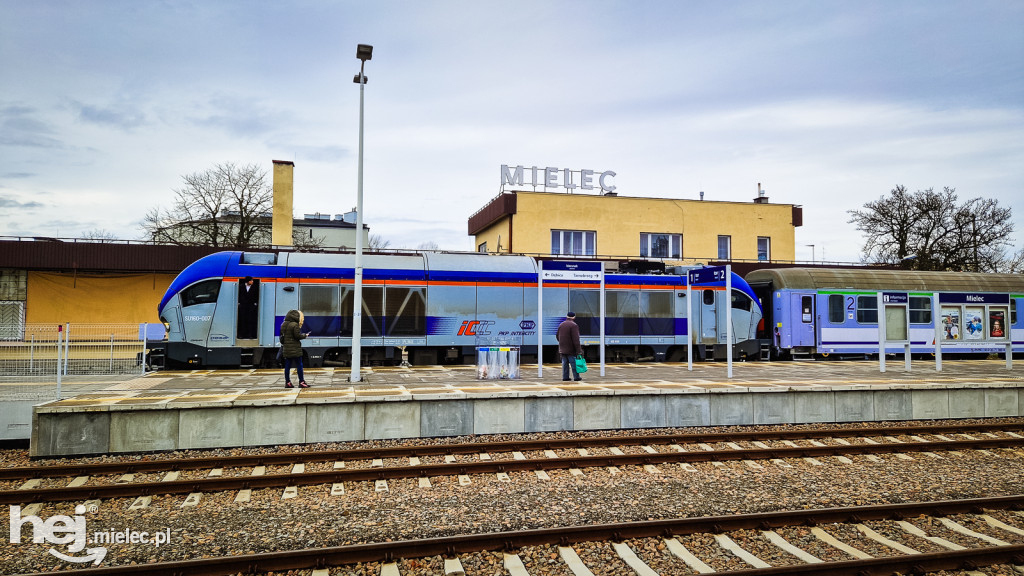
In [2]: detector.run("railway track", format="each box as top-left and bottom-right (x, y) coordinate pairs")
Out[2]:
(12, 496), (1024, 576)
(5, 422), (1023, 506)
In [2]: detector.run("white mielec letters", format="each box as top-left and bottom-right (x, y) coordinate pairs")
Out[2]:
(501, 164), (616, 193)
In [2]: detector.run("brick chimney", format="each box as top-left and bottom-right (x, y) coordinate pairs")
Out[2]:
(272, 160), (294, 246)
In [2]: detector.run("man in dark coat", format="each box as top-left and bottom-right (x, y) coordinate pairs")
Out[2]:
(237, 276), (259, 339)
(556, 311), (583, 381)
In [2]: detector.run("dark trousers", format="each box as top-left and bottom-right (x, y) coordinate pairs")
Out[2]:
(284, 356), (305, 383)
(561, 354), (580, 381)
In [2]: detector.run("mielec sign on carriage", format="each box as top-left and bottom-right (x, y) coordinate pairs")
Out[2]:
(537, 261), (606, 377)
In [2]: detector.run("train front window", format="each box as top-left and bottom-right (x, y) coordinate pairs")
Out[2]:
(181, 280), (221, 307)
(857, 295), (877, 324)
(730, 290), (752, 312)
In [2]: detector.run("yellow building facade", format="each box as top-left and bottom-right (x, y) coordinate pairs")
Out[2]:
(469, 190), (802, 263)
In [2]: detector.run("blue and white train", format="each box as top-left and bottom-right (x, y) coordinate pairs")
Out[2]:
(745, 268), (1023, 359)
(154, 251), (764, 368)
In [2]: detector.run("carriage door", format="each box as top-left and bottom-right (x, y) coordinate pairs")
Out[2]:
(791, 293), (816, 347)
(699, 289), (718, 343)
(236, 278), (260, 342)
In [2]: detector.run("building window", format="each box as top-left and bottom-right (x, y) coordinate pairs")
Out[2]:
(551, 230), (596, 255)
(757, 237), (770, 261)
(477, 242), (487, 253)
(640, 233), (681, 258)
(717, 235), (731, 260)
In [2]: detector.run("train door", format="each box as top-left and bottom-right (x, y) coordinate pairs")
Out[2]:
(236, 278), (259, 342)
(699, 288), (717, 343)
(791, 293), (816, 347)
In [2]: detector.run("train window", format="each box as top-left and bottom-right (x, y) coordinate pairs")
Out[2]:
(641, 291), (673, 335)
(702, 289), (715, 306)
(801, 296), (813, 323)
(569, 289), (600, 335)
(909, 296), (932, 324)
(605, 290), (639, 335)
(856, 295), (877, 324)
(240, 252), (277, 265)
(385, 287), (426, 337)
(730, 290), (752, 312)
(340, 286), (384, 337)
(300, 285), (340, 337)
(828, 295), (844, 323)
(1012, 300), (1017, 324)
(181, 280), (221, 307)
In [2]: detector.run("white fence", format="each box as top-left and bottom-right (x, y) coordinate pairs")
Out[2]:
(0, 324), (154, 379)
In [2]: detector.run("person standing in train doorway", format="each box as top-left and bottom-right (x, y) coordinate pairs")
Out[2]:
(556, 311), (583, 381)
(237, 276), (259, 339)
(280, 309), (310, 388)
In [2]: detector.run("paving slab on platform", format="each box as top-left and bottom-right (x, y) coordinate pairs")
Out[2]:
(12, 359), (1024, 456)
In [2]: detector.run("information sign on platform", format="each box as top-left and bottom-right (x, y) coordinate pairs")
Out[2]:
(540, 260), (603, 281)
(687, 266), (727, 285)
(882, 292), (908, 304)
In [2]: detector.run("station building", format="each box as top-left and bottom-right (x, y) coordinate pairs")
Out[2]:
(469, 166), (802, 265)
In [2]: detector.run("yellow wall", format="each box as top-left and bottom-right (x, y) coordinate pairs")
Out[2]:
(27, 272), (175, 325)
(485, 192), (796, 262)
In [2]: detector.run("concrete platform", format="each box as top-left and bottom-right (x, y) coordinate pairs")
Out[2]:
(26, 359), (1024, 457)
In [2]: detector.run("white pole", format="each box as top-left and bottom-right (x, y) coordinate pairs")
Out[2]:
(350, 66), (366, 383)
(537, 265), (544, 378)
(686, 278), (692, 371)
(599, 261), (605, 377)
(933, 293), (942, 372)
(726, 265), (733, 379)
(63, 322), (70, 376)
(56, 325), (63, 400)
(878, 292), (886, 373)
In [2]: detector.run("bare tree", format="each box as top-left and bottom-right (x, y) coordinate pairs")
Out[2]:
(143, 162), (274, 248)
(368, 234), (391, 250)
(848, 186), (1015, 272)
(80, 229), (118, 242)
(417, 240), (439, 251)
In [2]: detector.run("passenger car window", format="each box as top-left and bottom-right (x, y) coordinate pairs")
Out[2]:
(857, 295), (877, 324)
(828, 295), (844, 324)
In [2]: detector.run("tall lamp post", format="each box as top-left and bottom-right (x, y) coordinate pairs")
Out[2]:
(350, 43), (372, 383)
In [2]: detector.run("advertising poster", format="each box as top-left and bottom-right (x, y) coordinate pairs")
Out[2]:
(964, 306), (985, 340)
(941, 308), (961, 341)
(989, 309), (1006, 339)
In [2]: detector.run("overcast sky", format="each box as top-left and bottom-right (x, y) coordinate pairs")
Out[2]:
(2, 1), (1022, 263)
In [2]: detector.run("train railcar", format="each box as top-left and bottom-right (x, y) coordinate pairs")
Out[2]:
(745, 268), (1023, 359)
(153, 251), (763, 368)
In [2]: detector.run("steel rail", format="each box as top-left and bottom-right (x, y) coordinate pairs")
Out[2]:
(3, 437), (1022, 505)
(13, 496), (1024, 576)
(5, 421), (1022, 480)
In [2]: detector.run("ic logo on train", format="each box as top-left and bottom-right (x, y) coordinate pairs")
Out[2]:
(457, 320), (495, 336)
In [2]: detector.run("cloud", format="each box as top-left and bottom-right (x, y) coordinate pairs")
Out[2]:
(191, 96), (291, 138)
(75, 102), (148, 130)
(0, 104), (65, 149)
(0, 194), (45, 209)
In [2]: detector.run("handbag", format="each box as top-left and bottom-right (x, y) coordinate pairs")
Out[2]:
(574, 355), (588, 374)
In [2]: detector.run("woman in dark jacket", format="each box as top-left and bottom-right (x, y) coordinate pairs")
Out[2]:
(280, 309), (310, 388)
